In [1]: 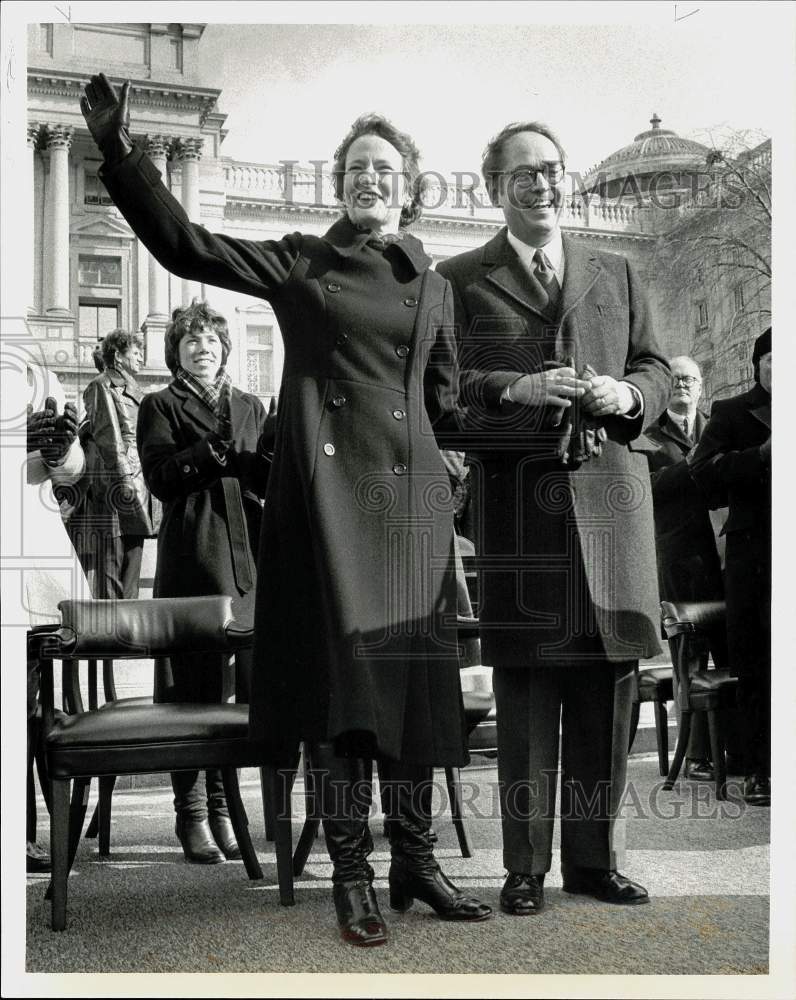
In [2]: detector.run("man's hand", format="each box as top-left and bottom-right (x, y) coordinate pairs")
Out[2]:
(581, 375), (636, 418)
(506, 367), (589, 413)
(80, 73), (133, 165)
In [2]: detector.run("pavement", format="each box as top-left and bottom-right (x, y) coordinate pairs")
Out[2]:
(10, 751), (787, 998)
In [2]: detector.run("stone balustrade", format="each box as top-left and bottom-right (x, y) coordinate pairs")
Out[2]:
(222, 160), (649, 233)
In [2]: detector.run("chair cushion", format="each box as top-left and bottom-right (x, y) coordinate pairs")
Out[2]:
(46, 703), (253, 778)
(98, 696), (152, 710)
(637, 667), (674, 701)
(689, 670), (738, 710)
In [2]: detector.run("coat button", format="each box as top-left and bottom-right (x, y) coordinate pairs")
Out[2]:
(323, 443), (336, 456)
(182, 464), (191, 474)
(396, 345), (410, 358)
(327, 282), (341, 293)
(335, 333), (348, 347)
(331, 395), (347, 408)
(392, 409), (405, 420)
(403, 297), (418, 307)
(393, 462), (407, 475)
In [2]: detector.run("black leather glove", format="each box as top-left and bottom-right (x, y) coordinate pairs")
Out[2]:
(27, 399), (56, 454)
(563, 363), (607, 467)
(80, 72), (134, 166)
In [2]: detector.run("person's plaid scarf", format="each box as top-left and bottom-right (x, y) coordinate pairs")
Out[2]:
(174, 365), (232, 415)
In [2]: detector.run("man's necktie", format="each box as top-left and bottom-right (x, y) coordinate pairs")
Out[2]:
(682, 416), (689, 437)
(533, 248), (561, 314)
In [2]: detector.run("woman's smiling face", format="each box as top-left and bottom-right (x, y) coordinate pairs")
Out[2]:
(342, 133), (406, 234)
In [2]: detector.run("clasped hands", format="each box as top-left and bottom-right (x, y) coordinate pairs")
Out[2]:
(27, 397), (78, 465)
(508, 367), (635, 419)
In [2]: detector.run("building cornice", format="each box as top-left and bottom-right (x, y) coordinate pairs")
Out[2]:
(27, 69), (221, 126)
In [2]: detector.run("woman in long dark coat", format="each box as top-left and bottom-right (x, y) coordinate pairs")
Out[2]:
(138, 301), (271, 865)
(81, 73), (490, 946)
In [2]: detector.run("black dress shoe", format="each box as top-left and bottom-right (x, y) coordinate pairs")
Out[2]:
(26, 841), (51, 874)
(685, 757), (714, 782)
(500, 872), (545, 915)
(175, 817), (225, 864)
(209, 814), (242, 860)
(562, 867), (649, 905)
(388, 856), (492, 921)
(743, 775), (770, 806)
(332, 881), (389, 947)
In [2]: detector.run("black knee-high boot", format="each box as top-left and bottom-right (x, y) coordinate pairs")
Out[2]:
(381, 759), (492, 922)
(310, 742), (387, 947)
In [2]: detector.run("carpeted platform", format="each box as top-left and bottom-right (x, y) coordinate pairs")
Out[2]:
(22, 756), (770, 979)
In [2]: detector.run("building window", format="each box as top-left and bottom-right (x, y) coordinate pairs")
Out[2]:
(79, 301), (120, 340)
(78, 255), (122, 287)
(695, 300), (709, 330)
(36, 24), (53, 54)
(84, 171), (114, 207)
(246, 325), (274, 395)
(169, 34), (183, 70)
(695, 265), (705, 284)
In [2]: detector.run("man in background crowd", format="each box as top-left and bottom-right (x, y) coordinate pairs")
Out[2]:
(689, 328), (772, 807)
(645, 356), (730, 781)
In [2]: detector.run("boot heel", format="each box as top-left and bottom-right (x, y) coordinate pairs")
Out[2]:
(388, 873), (413, 912)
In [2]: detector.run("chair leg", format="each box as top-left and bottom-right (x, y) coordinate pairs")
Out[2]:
(664, 711), (692, 790)
(260, 766), (295, 906)
(706, 709), (727, 800)
(84, 804), (99, 839)
(653, 702), (669, 777)
(221, 767), (263, 881)
(97, 775), (116, 856)
(292, 751), (321, 875)
(67, 777), (92, 872)
(627, 701), (641, 754)
(444, 766), (472, 859)
(50, 779), (70, 931)
(34, 724), (52, 816)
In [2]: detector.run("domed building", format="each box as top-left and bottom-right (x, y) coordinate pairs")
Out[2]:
(581, 113), (712, 205)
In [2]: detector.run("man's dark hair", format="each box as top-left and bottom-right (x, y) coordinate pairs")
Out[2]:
(332, 112), (424, 228)
(482, 121), (567, 204)
(100, 329), (143, 372)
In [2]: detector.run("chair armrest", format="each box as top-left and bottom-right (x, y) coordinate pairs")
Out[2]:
(660, 600), (727, 639)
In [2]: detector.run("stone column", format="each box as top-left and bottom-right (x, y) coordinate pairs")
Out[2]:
(24, 123), (39, 315)
(175, 137), (203, 305)
(44, 124), (73, 315)
(140, 134), (172, 367)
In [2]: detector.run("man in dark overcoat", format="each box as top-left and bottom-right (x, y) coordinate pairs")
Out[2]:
(437, 121), (670, 914)
(689, 329), (772, 806)
(645, 356), (727, 780)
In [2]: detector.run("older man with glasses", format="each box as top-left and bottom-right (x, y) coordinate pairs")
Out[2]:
(645, 356), (730, 783)
(437, 121), (670, 916)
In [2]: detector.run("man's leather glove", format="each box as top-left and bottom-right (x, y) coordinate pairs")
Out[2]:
(49, 401), (79, 464)
(27, 400), (56, 454)
(80, 72), (134, 166)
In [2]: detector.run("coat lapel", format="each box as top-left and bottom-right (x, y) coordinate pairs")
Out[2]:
(483, 229), (552, 322)
(169, 382), (217, 434)
(559, 235), (601, 323)
(746, 384), (771, 430)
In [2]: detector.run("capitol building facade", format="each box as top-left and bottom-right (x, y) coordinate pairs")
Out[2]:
(25, 22), (770, 411)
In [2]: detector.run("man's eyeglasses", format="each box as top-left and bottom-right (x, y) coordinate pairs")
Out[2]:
(672, 375), (701, 387)
(505, 163), (566, 188)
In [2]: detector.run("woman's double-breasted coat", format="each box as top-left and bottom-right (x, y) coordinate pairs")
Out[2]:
(137, 382), (270, 607)
(102, 147), (467, 766)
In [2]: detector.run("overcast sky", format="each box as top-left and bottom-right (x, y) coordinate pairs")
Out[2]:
(187, 4), (792, 177)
